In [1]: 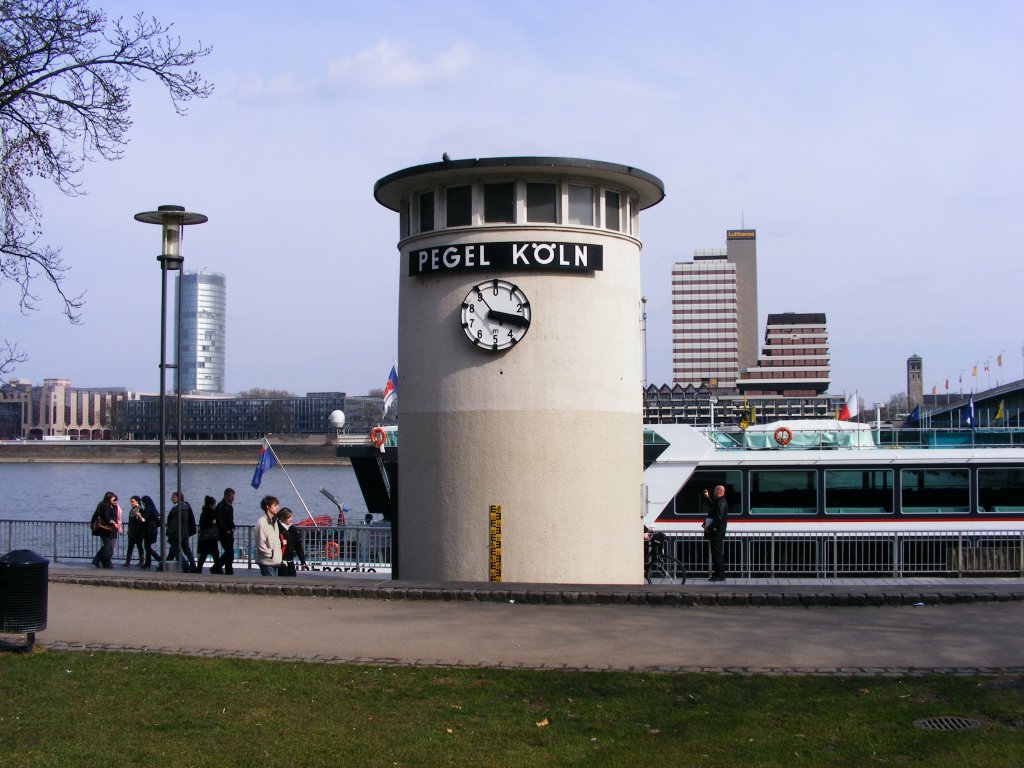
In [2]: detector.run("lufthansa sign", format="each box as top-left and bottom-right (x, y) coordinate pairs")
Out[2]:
(408, 241), (603, 277)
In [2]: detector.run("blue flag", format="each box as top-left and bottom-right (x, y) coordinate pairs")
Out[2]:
(903, 404), (921, 427)
(251, 441), (277, 488)
(963, 394), (975, 430)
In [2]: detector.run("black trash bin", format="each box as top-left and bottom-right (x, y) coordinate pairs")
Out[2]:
(0, 549), (48, 651)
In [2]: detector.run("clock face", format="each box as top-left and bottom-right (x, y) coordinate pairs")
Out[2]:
(461, 279), (531, 351)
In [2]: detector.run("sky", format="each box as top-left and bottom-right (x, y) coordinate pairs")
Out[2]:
(1, 0), (1021, 406)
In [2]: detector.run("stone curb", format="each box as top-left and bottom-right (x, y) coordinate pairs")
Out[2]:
(48, 572), (1024, 607)
(30, 640), (1024, 676)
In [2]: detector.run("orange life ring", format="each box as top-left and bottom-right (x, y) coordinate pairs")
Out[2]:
(774, 426), (793, 446)
(324, 541), (341, 559)
(370, 427), (387, 449)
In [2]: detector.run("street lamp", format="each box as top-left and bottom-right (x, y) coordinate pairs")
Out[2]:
(134, 205), (207, 571)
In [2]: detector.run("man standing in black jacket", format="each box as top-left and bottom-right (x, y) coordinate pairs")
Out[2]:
(167, 491), (197, 573)
(212, 487), (235, 575)
(702, 485), (729, 582)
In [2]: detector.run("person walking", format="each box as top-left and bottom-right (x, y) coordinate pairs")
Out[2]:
(195, 495), (220, 574)
(167, 491), (197, 573)
(212, 487), (235, 575)
(140, 495), (161, 569)
(89, 492), (118, 568)
(255, 495), (283, 576)
(123, 496), (146, 568)
(276, 507), (307, 577)
(702, 485), (729, 582)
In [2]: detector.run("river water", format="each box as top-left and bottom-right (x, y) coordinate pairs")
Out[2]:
(0, 462), (366, 524)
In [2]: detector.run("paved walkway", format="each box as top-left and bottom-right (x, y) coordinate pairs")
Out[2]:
(7, 564), (1020, 674)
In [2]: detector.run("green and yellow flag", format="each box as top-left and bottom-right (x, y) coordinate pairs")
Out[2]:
(994, 400), (1005, 423)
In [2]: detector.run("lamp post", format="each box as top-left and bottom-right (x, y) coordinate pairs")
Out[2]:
(134, 205), (207, 571)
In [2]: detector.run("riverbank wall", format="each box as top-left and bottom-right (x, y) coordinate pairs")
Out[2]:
(0, 435), (350, 465)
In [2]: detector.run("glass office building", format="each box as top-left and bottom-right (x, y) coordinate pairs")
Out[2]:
(175, 272), (226, 393)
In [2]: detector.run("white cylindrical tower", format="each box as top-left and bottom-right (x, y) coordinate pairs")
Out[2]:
(375, 157), (664, 584)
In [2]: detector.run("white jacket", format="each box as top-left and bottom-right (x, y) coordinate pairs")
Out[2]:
(255, 513), (282, 565)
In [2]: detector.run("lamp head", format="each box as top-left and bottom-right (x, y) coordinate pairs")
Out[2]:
(134, 204), (208, 269)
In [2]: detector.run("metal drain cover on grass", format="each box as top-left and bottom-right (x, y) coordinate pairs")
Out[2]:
(913, 716), (982, 732)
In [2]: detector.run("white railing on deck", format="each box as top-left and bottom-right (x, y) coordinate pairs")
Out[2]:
(659, 530), (1024, 579)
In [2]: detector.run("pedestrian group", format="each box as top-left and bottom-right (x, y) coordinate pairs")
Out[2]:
(90, 487), (304, 577)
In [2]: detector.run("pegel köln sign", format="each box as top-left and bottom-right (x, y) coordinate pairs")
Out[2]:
(409, 241), (603, 277)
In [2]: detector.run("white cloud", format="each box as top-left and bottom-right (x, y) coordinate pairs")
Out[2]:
(232, 74), (310, 102)
(328, 39), (474, 88)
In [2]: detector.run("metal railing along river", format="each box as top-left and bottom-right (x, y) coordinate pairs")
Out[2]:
(0, 521), (392, 574)
(3, 521), (1022, 579)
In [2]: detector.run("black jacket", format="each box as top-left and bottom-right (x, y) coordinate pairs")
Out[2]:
(278, 522), (306, 565)
(214, 499), (235, 536)
(703, 495), (729, 537)
(167, 501), (196, 541)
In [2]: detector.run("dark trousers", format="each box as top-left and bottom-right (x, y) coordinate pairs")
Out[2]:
(195, 538), (220, 573)
(144, 536), (161, 567)
(124, 534), (145, 566)
(214, 534), (234, 574)
(168, 537), (195, 571)
(92, 536), (114, 568)
(709, 534), (726, 578)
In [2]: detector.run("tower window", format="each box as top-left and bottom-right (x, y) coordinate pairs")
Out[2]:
(419, 191), (435, 232)
(605, 190), (621, 231)
(526, 182), (557, 223)
(484, 183), (515, 223)
(568, 185), (594, 226)
(446, 185), (472, 227)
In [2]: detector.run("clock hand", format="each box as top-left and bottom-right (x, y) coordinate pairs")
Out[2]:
(488, 309), (529, 328)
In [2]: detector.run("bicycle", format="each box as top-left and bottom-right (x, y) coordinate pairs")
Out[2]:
(644, 532), (687, 584)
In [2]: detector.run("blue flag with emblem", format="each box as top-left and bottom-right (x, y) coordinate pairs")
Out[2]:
(251, 440), (277, 488)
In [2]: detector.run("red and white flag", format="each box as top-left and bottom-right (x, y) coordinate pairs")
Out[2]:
(838, 393), (859, 421)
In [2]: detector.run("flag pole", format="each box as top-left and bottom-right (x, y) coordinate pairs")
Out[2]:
(263, 438), (317, 526)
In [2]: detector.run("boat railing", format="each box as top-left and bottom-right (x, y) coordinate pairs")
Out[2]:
(707, 426), (1024, 450)
(657, 529), (1024, 579)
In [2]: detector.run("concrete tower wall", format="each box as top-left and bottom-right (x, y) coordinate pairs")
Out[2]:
(376, 157), (664, 584)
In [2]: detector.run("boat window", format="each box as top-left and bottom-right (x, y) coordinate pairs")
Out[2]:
(900, 468), (969, 514)
(661, 469), (741, 519)
(749, 470), (817, 515)
(526, 182), (557, 223)
(824, 469), (894, 514)
(978, 467), (1024, 512)
(483, 182), (515, 223)
(446, 185), (472, 227)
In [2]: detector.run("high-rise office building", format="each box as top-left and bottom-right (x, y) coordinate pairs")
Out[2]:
(737, 312), (831, 396)
(671, 229), (758, 391)
(175, 271), (226, 394)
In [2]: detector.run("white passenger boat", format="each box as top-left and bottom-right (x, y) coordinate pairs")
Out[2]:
(643, 420), (1024, 534)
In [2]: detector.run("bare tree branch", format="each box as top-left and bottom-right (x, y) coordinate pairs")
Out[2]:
(0, 0), (212, 365)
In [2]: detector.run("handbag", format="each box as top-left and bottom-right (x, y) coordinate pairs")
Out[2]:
(199, 527), (219, 542)
(279, 561), (297, 577)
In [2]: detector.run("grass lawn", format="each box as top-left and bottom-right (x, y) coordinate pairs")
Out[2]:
(1, 649), (1022, 767)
